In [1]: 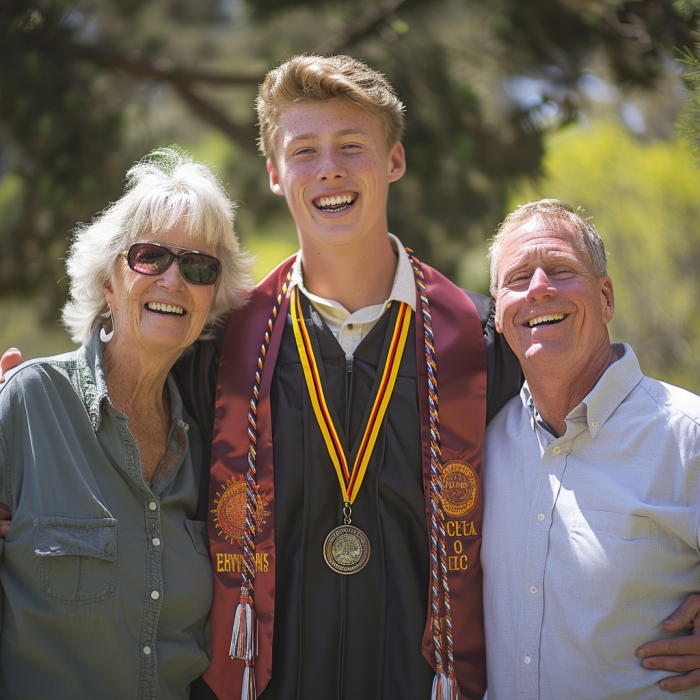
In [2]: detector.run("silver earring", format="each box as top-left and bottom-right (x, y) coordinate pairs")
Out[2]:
(100, 307), (114, 343)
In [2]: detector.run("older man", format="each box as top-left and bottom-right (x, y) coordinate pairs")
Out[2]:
(481, 198), (700, 698)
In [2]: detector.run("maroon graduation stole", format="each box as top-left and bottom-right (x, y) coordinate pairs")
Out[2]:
(205, 252), (487, 700)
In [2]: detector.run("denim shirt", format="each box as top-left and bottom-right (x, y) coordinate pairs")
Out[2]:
(0, 329), (213, 700)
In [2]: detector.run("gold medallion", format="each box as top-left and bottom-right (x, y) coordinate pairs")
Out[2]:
(323, 525), (371, 575)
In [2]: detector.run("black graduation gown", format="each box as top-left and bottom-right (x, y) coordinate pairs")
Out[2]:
(177, 289), (522, 700)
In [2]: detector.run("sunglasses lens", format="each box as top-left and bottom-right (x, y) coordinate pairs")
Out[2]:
(180, 253), (221, 285)
(129, 243), (171, 275)
(126, 243), (221, 285)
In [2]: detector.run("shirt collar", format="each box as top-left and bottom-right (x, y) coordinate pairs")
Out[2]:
(77, 327), (186, 433)
(76, 328), (111, 432)
(580, 343), (643, 437)
(288, 233), (416, 317)
(521, 343), (643, 439)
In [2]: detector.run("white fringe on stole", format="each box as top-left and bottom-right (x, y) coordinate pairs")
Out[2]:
(241, 662), (256, 700)
(431, 672), (461, 700)
(230, 595), (256, 660)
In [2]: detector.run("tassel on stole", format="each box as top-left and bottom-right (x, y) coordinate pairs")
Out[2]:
(431, 672), (461, 700)
(241, 661), (256, 700)
(230, 594), (256, 660)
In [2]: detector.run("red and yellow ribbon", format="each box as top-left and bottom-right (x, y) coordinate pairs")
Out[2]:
(290, 287), (412, 504)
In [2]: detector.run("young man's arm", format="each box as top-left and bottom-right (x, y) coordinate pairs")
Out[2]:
(636, 594), (700, 691)
(0, 349), (22, 385)
(171, 317), (229, 523)
(0, 352), (18, 537)
(463, 290), (522, 425)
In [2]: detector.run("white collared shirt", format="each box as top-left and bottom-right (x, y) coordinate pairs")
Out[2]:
(482, 343), (700, 699)
(289, 234), (416, 358)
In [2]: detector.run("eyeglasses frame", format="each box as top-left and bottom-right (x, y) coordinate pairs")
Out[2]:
(120, 241), (221, 286)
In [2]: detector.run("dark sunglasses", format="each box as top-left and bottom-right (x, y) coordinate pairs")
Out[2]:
(121, 242), (221, 286)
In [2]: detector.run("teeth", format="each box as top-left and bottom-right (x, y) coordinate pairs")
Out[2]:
(147, 302), (184, 315)
(316, 194), (356, 208)
(529, 314), (565, 327)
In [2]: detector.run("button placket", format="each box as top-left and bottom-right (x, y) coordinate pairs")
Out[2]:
(128, 434), (168, 700)
(517, 441), (570, 698)
(117, 406), (182, 700)
(137, 492), (165, 700)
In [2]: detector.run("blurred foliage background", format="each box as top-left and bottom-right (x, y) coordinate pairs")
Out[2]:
(1, 0), (700, 390)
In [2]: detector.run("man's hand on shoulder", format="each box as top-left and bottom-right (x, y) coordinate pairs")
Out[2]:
(0, 505), (10, 538)
(637, 594), (700, 691)
(0, 349), (19, 536)
(0, 348), (22, 384)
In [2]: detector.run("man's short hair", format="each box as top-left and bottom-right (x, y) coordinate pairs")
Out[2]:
(488, 198), (608, 294)
(256, 54), (405, 159)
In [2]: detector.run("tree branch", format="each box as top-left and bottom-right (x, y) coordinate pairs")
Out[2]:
(45, 39), (261, 152)
(56, 41), (263, 87)
(315, 0), (411, 55)
(174, 83), (260, 153)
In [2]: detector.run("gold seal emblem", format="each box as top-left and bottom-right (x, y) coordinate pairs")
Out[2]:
(441, 460), (478, 517)
(212, 477), (270, 545)
(323, 525), (371, 575)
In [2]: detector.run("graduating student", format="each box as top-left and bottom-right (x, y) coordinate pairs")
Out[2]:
(175, 55), (521, 700)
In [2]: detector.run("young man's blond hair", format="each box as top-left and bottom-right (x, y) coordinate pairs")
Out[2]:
(256, 54), (405, 159)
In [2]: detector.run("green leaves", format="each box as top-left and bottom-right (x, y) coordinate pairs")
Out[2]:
(510, 122), (700, 392)
(676, 46), (700, 158)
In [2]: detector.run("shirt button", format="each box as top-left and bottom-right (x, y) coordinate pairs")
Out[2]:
(149, 502), (157, 511)
(151, 590), (160, 600)
(591, 421), (598, 428)
(552, 446), (561, 455)
(143, 646), (152, 655)
(524, 655), (531, 664)
(152, 538), (161, 546)
(348, 324), (354, 330)
(104, 543), (114, 556)
(537, 513), (545, 521)
(530, 586), (537, 594)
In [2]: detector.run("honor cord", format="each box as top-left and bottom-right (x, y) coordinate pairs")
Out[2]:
(231, 274), (290, 700)
(407, 250), (459, 699)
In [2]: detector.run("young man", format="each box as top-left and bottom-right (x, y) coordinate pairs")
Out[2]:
(173, 55), (521, 699)
(482, 199), (700, 698)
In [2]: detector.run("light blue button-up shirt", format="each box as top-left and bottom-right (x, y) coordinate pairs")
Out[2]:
(482, 343), (700, 699)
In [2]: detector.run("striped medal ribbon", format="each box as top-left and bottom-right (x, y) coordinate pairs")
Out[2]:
(290, 286), (412, 575)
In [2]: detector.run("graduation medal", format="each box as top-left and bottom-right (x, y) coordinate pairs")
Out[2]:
(290, 287), (412, 575)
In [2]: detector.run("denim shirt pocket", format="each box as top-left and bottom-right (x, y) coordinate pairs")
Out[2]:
(185, 519), (210, 557)
(34, 517), (118, 605)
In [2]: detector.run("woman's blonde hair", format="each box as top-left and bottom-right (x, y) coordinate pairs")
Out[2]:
(62, 147), (253, 344)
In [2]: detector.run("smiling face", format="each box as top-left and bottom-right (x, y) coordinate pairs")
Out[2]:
(494, 215), (614, 377)
(267, 98), (406, 253)
(103, 219), (217, 356)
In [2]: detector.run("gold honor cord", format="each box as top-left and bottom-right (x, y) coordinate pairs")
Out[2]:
(290, 287), (412, 574)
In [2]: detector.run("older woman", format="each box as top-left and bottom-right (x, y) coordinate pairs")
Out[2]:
(0, 148), (252, 699)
